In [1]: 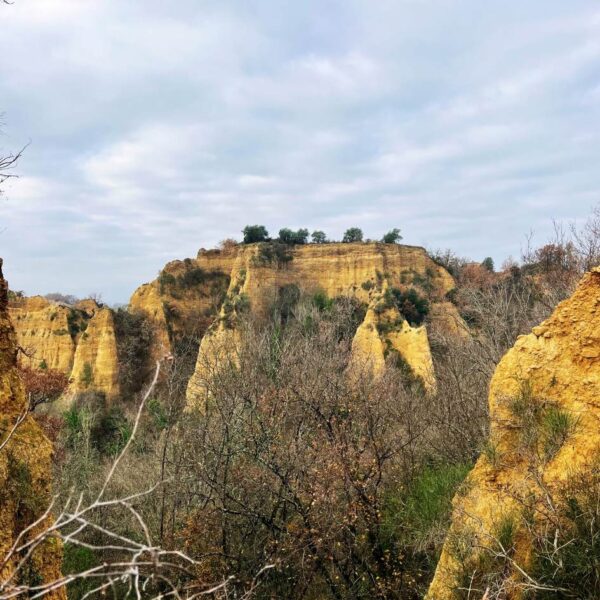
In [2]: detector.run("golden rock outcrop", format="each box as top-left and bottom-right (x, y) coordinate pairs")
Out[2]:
(10, 296), (76, 372)
(186, 243), (454, 406)
(9, 298), (121, 408)
(0, 260), (65, 597)
(129, 248), (233, 355)
(64, 307), (120, 408)
(426, 268), (600, 599)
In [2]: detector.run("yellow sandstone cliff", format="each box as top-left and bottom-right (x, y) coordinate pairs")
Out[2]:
(11, 243), (457, 411)
(185, 243), (454, 406)
(9, 297), (121, 407)
(0, 260), (65, 597)
(426, 268), (600, 599)
(129, 248), (234, 355)
(63, 307), (120, 408)
(10, 296), (77, 372)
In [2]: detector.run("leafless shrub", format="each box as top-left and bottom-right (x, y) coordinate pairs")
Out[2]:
(1, 361), (263, 599)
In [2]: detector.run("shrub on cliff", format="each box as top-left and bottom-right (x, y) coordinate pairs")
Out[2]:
(342, 227), (364, 243)
(382, 228), (403, 244)
(311, 230), (327, 243)
(242, 224), (269, 243)
(252, 241), (293, 267)
(383, 287), (430, 326)
(278, 228), (309, 245)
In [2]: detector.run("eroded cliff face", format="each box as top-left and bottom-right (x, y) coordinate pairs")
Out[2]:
(186, 243), (455, 406)
(9, 297), (121, 407)
(426, 268), (600, 599)
(10, 296), (77, 372)
(62, 307), (120, 409)
(0, 261), (65, 597)
(129, 249), (233, 355)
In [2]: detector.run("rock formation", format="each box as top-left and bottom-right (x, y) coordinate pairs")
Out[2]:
(0, 260), (65, 597)
(426, 268), (600, 599)
(62, 307), (120, 410)
(183, 242), (455, 406)
(129, 248), (233, 356)
(9, 296), (120, 407)
(10, 296), (77, 372)
(11, 242), (458, 411)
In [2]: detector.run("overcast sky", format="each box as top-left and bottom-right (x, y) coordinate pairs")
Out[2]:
(1, 0), (600, 303)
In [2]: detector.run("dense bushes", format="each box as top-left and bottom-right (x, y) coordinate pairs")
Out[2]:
(377, 287), (430, 326)
(278, 227), (309, 244)
(113, 308), (154, 396)
(180, 302), (438, 598)
(148, 295), (491, 598)
(158, 266), (228, 296)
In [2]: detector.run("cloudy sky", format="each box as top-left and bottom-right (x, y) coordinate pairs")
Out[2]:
(1, 0), (600, 303)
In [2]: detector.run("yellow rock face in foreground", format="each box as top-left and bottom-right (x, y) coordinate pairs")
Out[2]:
(187, 243), (453, 406)
(426, 268), (600, 599)
(0, 261), (65, 597)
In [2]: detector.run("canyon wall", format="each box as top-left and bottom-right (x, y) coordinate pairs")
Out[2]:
(426, 268), (600, 599)
(129, 248), (233, 356)
(0, 260), (65, 597)
(12, 242), (458, 411)
(9, 297), (120, 406)
(184, 242), (456, 406)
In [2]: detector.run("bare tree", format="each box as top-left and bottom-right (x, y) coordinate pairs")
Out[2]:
(1, 360), (272, 599)
(166, 297), (443, 599)
(0, 147), (22, 191)
(571, 203), (600, 272)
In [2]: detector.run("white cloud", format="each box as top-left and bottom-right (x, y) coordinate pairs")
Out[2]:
(1, 0), (600, 302)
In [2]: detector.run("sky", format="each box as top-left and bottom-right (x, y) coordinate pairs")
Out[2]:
(1, 0), (600, 304)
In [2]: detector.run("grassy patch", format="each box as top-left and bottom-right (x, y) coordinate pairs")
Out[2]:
(384, 462), (472, 552)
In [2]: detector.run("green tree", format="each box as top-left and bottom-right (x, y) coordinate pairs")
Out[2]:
(382, 228), (402, 244)
(294, 228), (309, 244)
(342, 227), (363, 243)
(242, 225), (269, 244)
(311, 230), (327, 244)
(278, 228), (309, 245)
(481, 257), (495, 272)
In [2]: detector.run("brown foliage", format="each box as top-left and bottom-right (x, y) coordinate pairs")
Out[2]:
(176, 300), (433, 598)
(18, 365), (68, 410)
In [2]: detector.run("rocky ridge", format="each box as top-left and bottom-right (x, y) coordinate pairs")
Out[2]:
(183, 242), (457, 406)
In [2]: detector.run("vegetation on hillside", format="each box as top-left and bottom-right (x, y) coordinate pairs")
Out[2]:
(4, 205), (600, 598)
